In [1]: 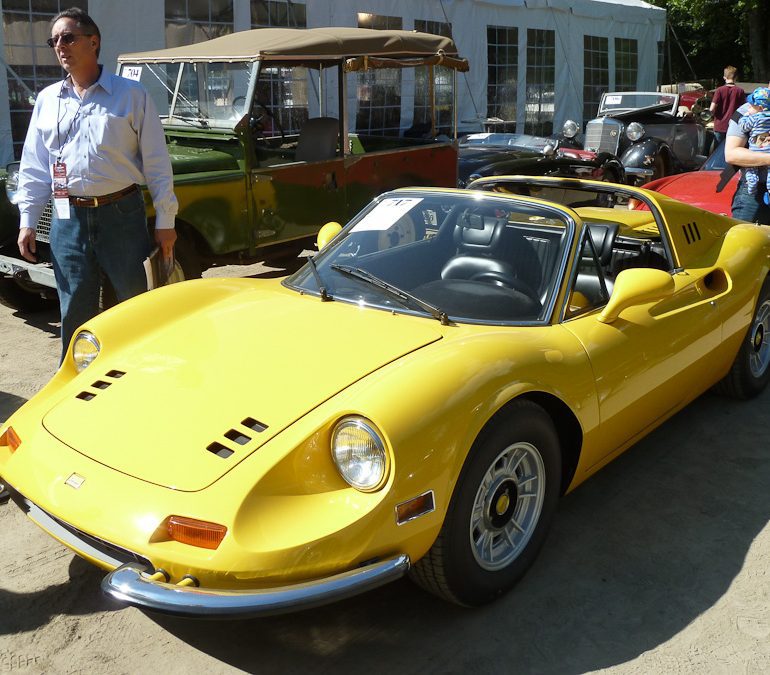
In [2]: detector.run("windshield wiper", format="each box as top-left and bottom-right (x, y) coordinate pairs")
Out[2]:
(331, 264), (450, 325)
(306, 255), (332, 301)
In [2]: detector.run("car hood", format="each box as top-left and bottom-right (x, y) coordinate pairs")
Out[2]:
(42, 286), (443, 491)
(458, 147), (544, 180)
(645, 169), (734, 215)
(167, 140), (240, 175)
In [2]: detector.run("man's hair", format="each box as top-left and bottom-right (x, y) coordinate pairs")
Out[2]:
(51, 7), (101, 57)
(724, 65), (738, 80)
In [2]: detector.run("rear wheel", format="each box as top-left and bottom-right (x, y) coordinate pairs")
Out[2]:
(172, 231), (203, 280)
(410, 400), (561, 606)
(716, 277), (770, 399)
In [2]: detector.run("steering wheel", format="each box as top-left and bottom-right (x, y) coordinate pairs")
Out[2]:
(471, 270), (539, 301)
(231, 95), (247, 118)
(251, 103), (286, 147)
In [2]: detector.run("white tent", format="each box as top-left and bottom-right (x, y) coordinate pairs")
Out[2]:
(0, 0), (666, 163)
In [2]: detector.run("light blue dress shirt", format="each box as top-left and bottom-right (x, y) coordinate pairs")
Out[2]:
(16, 66), (178, 230)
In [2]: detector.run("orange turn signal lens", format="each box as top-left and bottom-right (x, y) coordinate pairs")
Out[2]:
(167, 516), (227, 550)
(0, 426), (22, 453)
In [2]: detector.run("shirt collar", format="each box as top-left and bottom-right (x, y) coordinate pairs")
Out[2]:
(60, 64), (109, 96)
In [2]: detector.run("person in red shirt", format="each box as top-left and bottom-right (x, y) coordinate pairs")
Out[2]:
(710, 65), (747, 147)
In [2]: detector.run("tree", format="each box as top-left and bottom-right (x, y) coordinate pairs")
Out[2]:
(649, 0), (770, 84)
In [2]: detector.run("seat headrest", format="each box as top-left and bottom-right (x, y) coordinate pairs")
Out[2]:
(586, 222), (619, 266)
(455, 210), (509, 252)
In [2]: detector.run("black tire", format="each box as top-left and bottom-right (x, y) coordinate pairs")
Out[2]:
(173, 232), (203, 280)
(0, 277), (57, 313)
(715, 277), (770, 399)
(410, 399), (562, 606)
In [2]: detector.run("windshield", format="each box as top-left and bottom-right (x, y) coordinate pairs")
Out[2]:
(702, 141), (726, 171)
(599, 92), (677, 115)
(461, 133), (555, 152)
(286, 191), (572, 324)
(120, 62), (252, 128)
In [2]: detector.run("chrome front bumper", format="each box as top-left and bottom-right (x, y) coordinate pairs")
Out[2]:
(102, 555), (411, 618)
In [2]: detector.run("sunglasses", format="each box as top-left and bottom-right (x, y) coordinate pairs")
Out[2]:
(47, 32), (93, 48)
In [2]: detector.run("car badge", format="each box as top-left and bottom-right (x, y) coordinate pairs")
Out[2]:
(65, 473), (85, 489)
(610, 130), (617, 136)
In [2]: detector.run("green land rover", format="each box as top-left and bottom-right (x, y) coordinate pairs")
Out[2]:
(0, 26), (468, 311)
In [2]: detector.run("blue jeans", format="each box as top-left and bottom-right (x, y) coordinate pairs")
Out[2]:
(50, 188), (151, 360)
(731, 174), (770, 224)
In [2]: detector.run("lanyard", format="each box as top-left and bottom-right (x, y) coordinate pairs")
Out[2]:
(56, 80), (85, 162)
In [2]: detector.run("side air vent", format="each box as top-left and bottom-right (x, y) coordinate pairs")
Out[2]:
(92, 380), (111, 390)
(225, 429), (250, 445)
(207, 442), (234, 459)
(242, 417), (268, 433)
(682, 221), (701, 244)
(76, 391), (96, 401)
(106, 370), (125, 378)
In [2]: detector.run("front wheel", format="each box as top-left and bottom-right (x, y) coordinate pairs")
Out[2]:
(0, 277), (57, 313)
(715, 277), (770, 399)
(410, 400), (562, 606)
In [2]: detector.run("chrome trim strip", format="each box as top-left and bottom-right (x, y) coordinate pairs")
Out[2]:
(24, 499), (127, 569)
(102, 554), (411, 617)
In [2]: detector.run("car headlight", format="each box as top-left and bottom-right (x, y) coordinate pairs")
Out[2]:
(331, 417), (389, 491)
(626, 122), (645, 142)
(562, 119), (580, 138)
(5, 162), (20, 202)
(72, 331), (100, 372)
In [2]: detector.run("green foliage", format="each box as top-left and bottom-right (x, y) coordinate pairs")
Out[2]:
(649, 0), (770, 84)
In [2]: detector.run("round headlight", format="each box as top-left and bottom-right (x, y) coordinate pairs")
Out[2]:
(626, 122), (645, 142)
(72, 331), (100, 372)
(331, 417), (388, 491)
(5, 162), (20, 201)
(562, 119), (580, 139)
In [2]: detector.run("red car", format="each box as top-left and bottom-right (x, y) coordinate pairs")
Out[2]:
(642, 142), (736, 216)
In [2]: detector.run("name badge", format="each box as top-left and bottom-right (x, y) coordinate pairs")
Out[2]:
(52, 161), (70, 219)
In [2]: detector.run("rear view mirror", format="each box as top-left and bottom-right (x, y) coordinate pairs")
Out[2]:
(316, 221), (343, 250)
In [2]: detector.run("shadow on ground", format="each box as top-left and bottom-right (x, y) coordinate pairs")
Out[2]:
(6, 306), (60, 337)
(0, 557), (111, 634)
(0, 393), (28, 422)
(140, 390), (770, 674)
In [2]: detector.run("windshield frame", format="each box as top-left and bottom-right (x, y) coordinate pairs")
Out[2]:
(284, 189), (577, 327)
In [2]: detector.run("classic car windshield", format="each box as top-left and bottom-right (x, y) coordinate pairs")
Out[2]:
(287, 191), (572, 324)
(461, 133), (555, 152)
(599, 92), (677, 115)
(119, 62), (252, 128)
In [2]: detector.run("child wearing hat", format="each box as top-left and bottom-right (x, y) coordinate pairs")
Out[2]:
(738, 87), (770, 201)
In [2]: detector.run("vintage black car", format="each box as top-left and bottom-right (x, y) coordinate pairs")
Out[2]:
(458, 133), (625, 188)
(560, 92), (709, 185)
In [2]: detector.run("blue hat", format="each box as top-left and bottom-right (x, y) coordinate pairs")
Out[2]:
(748, 86), (770, 109)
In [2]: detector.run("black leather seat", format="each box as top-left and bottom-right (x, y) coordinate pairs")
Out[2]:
(295, 117), (339, 162)
(441, 210), (518, 288)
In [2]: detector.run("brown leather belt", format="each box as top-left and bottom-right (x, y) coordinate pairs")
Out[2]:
(69, 184), (138, 208)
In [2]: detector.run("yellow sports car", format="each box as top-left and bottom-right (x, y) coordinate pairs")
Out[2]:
(2, 177), (769, 617)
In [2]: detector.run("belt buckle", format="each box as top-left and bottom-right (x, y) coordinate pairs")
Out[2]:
(94, 196), (99, 207)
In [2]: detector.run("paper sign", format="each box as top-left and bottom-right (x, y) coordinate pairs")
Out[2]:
(353, 198), (423, 232)
(605, 95), (622, 105)
(121, 66), (142, 81)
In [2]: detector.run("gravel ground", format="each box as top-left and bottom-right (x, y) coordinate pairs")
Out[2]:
(0, 263), (768, 675)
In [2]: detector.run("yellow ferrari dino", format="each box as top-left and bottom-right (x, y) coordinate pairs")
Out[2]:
(1, 177), (769, 617)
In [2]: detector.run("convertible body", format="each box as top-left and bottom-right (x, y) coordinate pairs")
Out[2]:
(2, 177), (769, 617)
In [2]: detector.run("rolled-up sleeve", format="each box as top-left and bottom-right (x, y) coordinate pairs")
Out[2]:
(136, 90), (177, 230)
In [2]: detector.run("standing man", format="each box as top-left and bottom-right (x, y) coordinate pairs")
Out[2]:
(15, 7), (178, 360)
(710, 65), (747, 148)
(725, 87), (770, 224)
